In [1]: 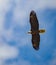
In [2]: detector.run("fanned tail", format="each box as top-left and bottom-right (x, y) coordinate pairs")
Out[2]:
(38, 29), (45, 33)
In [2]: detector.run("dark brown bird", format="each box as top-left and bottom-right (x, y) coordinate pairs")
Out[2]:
(28, 10), (45, 50)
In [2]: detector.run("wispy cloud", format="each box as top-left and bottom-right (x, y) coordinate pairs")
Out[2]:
(0, 44), (19, 65)
(12, 0), (56, 27)
(0, 44), (18, 59)
(0, 0), (19, 65)
(0, 0), (13, 30)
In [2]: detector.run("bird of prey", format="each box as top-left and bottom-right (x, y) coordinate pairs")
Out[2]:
(28, 10), (45, 50)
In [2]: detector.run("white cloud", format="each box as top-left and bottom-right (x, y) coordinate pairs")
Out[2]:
(0, 43), (19, 65)
(0, 44), (18, 59)
(0, 0), (14, 46)
(0, 0), (18, 60)
(0, 59), (5, 65)
(0, 0), (13, 32)
(3, 28), (13, 41)
(15, 36), (31, 47)
(13, 9), (27, 27)
(13, 0), (56, 27)
(14, 0), (56, 10)
(0, 0), (12, 12)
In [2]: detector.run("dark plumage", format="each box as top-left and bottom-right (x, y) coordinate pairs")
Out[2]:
(30, 10), (40, 50)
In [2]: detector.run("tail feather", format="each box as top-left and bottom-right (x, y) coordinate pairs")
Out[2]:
(39, 29), (45, 33)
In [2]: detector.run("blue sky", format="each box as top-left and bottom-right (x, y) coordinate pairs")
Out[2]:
(0, 0), (56, 65)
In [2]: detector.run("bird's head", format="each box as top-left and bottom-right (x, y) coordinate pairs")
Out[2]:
(30, 10), (36, 17)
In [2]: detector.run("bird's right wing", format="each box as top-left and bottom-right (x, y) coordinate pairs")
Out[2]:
(32, 34), (40, 50)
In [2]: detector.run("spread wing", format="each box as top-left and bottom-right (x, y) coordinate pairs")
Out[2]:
(30, 11), (40, 50)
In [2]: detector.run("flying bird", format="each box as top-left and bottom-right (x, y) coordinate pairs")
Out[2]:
(28, 10), (45, 50)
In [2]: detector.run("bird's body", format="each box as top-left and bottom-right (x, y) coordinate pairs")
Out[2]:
(28, 10), (45, 50)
